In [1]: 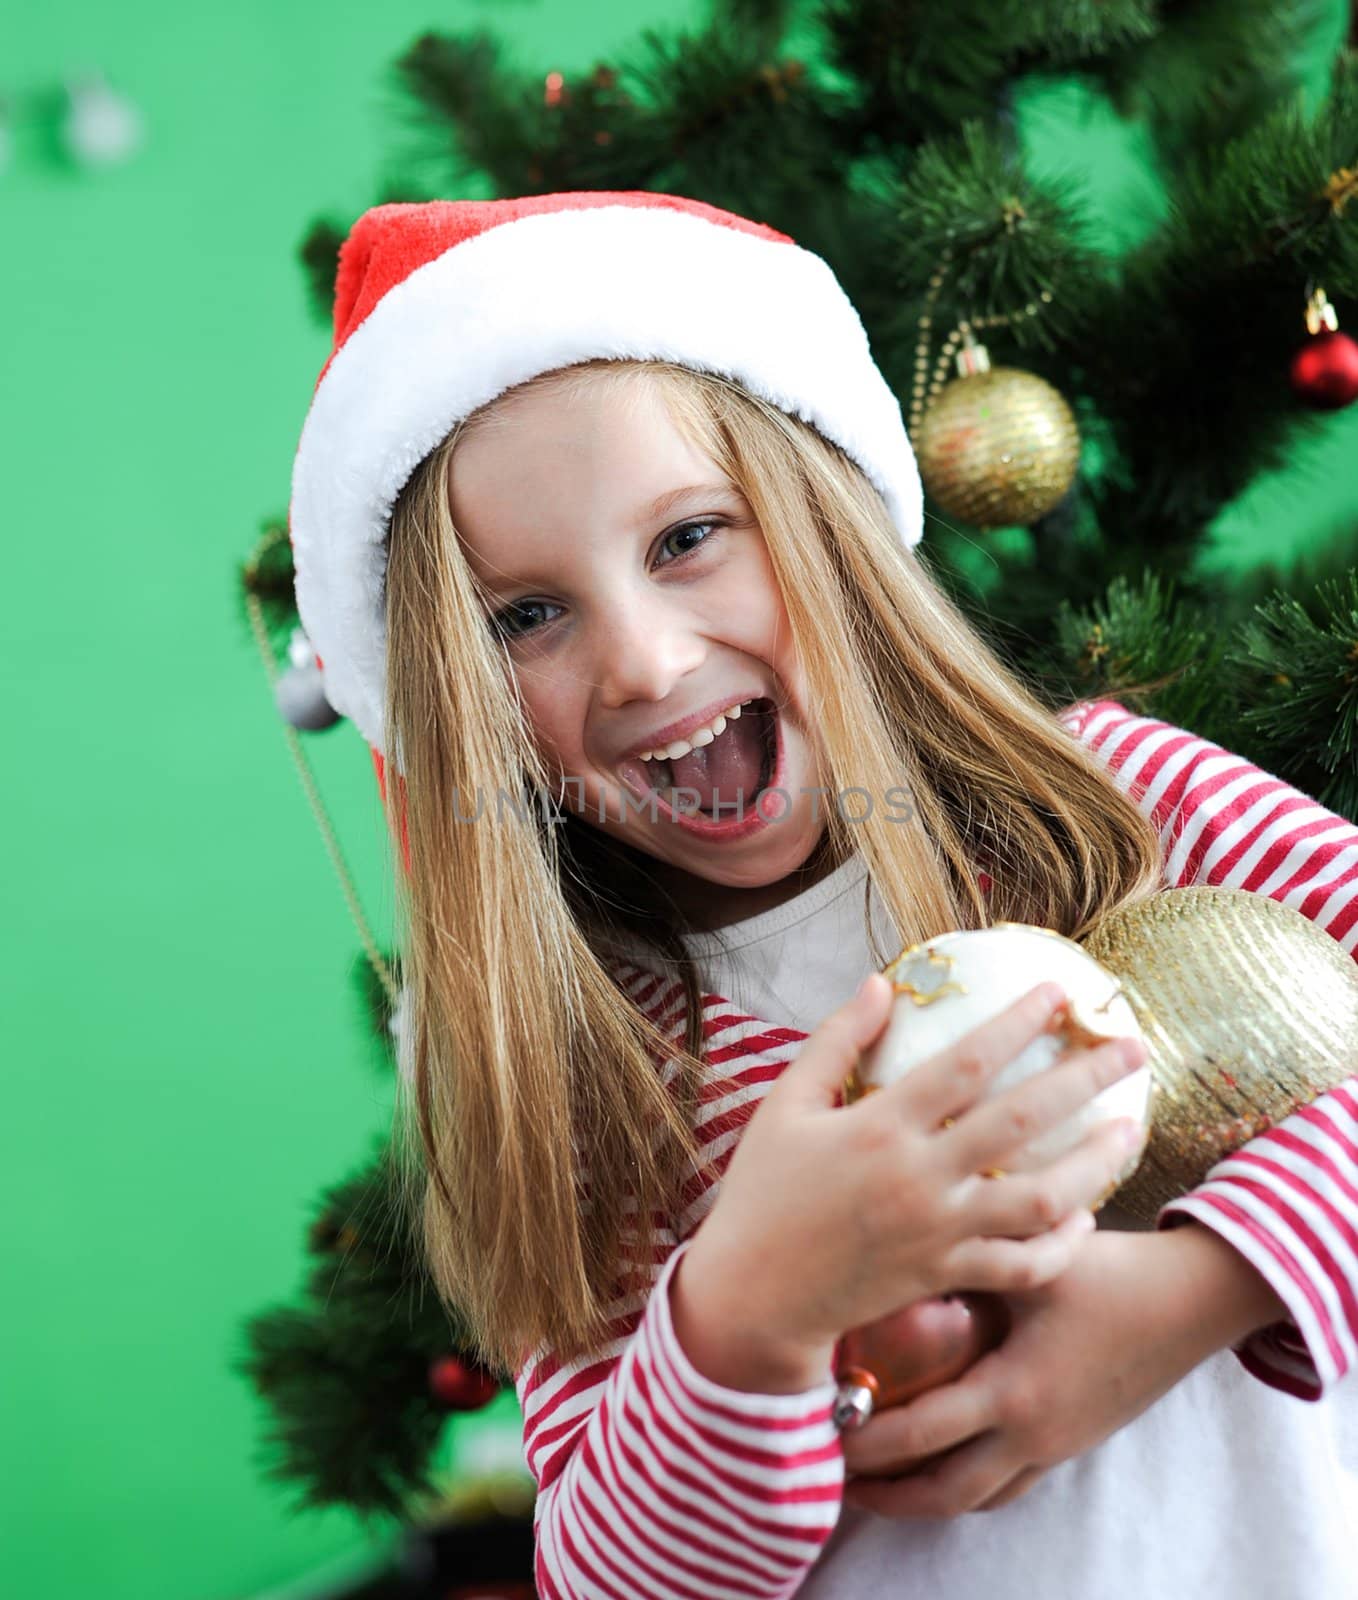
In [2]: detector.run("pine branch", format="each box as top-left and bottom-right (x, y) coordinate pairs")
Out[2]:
(1230, 563), (1358, 817)
(235, 1141), (490, 1520)
(1091, 0), (1328, 160)
(815, 0), (1032, 153)
(880, 117), (1113, 352)
(1078, 52), (1358, 552)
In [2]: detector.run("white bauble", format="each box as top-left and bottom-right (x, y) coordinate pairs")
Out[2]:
(851, 923), (1153, 1187)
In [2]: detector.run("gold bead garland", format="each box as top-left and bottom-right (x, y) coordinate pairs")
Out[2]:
(243, 525), (400, 1008)
(907, 248), (1056, 440)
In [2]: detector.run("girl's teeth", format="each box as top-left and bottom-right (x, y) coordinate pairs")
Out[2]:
(633, 700), (752, 764)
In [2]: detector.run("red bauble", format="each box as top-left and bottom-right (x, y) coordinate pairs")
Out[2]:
(1289, 330), (1358, 409)
(833, 1292), (1010, 1432)
(429, 1354), (500, 1411)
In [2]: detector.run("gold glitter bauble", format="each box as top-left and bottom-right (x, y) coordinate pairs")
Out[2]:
(1080, 886), (1358, 1224)
(914, 368), (1081, 528)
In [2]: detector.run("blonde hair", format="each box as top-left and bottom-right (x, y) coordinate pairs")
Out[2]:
(379, 358), (1163, 1374)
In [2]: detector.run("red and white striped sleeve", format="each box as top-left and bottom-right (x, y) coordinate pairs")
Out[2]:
(514, 961), (843, 1599)
(1060, 697), (1358, 1398)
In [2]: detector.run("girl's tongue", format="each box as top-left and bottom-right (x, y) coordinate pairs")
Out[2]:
(623, 699), (773, 815)
(668, 707), (767, 810)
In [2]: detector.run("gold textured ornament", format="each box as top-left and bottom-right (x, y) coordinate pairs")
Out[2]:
(913, 335), (1081, 528)
(1081, 886), (1358, 1224)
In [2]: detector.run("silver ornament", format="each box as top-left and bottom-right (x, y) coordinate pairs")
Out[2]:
(274, 662), (341, 730)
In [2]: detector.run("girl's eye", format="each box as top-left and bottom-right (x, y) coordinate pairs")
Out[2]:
(657, 519), (718, 564)
(489, 520), (721, 640)
(490, 598), (562, 641)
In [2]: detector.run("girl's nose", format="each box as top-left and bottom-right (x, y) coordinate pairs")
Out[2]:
(594, 597), (705, 709)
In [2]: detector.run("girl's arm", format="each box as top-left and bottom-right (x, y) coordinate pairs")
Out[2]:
(1061, 697), (1358, 1397)
(514, 963), (842, 1600)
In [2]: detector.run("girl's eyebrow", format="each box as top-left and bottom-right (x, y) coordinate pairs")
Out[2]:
(641, 481), (744, 524)
(476, 482), (746, 599)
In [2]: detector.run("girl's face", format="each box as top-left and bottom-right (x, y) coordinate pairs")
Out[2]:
(447, 376), (829, 894)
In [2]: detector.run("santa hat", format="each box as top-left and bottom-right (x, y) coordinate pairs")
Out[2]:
(288, 190), (924, 762)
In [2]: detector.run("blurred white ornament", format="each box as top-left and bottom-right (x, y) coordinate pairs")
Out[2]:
(63, 71), (143, 167)
(286, 626), (315, 670)
(847, 923), (1152, 1186)
(274, 626), (341, 729)
(274, 663), (340, 729)
(389, 983), (413, 1083)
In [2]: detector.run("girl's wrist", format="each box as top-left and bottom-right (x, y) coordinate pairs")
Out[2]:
(1154, 1218), (1290, 1358)
(669, 1245), (834, 1394)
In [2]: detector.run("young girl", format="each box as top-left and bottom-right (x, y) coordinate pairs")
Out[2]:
(287, 192), (1358, 1599)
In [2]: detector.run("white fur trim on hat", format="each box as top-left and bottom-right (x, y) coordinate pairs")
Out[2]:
(290, 203), (923, 754)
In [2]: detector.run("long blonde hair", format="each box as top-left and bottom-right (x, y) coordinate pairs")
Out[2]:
(380, 358), (1163, 1374)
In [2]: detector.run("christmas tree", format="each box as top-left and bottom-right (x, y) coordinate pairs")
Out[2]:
(237, 0), (1358, 1572)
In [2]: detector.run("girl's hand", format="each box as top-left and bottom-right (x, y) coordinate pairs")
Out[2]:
(840, 1222), (1289, 1518)
(682, 974), (1148, 1382)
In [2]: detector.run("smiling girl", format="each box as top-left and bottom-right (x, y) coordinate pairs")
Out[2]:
(288, 193), (1358, 1599)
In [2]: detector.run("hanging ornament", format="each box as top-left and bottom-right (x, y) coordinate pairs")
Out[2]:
(428, 1354), (500, 1411)
(389, 983), (414, 1084)
(1080, 885), (1358, 1222)
(274, 626), (341, 730)
(914, 331), (1082, 528)
(62, 71), (144, 168)
(1289, 287), (1358, 410)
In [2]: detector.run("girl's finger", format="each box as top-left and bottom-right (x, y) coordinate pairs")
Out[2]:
(942, 1035), (1145, 1175)
(782, 972), (895, 1110)
(879, 983), (1068, 1127)
(958, 1118), (1144, 1238)
(843, 1432), (1017, 1520)
(842, 1365), (996, 1477)
(943, 1207), (1095, 1293)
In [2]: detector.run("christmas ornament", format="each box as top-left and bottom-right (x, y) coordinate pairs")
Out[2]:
(62, 71), (144, 167)
(914, 333), (1081, 529)
(832, 924), (1152, 1429)
(845, 924), (1154, 1172)
(1289, 287), (1358, 410)
(833, 1291), (1010, 1433)
(1081, 885), (1358, 1223)
(274, 626), (341, 730)
(428, 1354), (500, 1411)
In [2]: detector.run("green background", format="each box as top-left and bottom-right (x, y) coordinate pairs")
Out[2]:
(4, 4), (1354, 1598)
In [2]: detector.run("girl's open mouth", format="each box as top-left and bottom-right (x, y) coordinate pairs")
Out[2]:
(615, 697), (783, 837)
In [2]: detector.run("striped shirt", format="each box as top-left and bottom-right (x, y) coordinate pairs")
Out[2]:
(514, 699), (1358, 1599)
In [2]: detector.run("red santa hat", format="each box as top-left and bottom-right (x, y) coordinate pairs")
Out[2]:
(288, 190), (924, 762)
